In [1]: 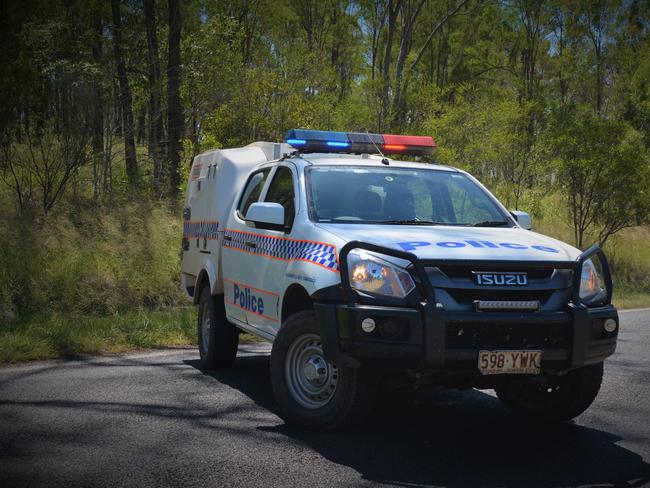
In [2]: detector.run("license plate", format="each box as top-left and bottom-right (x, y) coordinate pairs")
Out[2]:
(478, 350), (541, 375)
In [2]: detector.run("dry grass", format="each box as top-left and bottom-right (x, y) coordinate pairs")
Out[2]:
(533, 195), (650, 303)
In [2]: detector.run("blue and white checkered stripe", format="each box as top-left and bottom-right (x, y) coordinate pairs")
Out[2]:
(184, 221), (219, 239)
(224, 230), (339, 271)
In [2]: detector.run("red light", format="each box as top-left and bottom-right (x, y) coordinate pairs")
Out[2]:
(383, 144), (407, 152)
(382, 134), (436, 148)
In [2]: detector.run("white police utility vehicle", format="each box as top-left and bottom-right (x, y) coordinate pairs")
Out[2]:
(181, 129), (618, 430)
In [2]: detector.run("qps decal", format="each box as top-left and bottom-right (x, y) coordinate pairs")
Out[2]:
(224, 278), (279, 322)
(183, 220), (219, 240)
(397, 239), (559, 253)
(223, 229), (339, 272)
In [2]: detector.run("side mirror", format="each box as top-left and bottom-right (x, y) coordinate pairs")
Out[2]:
(510, 210), (532, 230)
(245, 202), (285, 231)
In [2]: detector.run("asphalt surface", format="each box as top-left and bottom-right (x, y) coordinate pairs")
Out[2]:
(1, 309), (649, 488)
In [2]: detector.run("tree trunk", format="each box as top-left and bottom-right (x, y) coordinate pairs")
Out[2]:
(110, 0), (138, 186)
(137, 107), (146, 145)
(167, 0), (183, 197)
(381, 0), (400, 131)
(144, 0), (165, 195)
(391, 0), (426, 129)
(91, 6), (104, 201)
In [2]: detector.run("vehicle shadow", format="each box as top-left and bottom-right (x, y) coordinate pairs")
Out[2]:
(188, 354), (650, 488)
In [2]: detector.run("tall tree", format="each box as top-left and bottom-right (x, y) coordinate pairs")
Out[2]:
(167, 0), (183, 197)
(144, 0), (165, 194)
(110, 0), (138, 186)
(515, 0), (545, 104)
(578, 0), (614, 114)
(91, 4), (104, 200)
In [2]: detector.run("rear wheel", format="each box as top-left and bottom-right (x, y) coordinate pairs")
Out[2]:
(495, 362), (604, 421)
(270, 310), (375, 430)
(197, 286), (238, 368)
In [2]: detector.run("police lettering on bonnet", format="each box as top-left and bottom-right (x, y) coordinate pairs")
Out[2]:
(181, 129), (619, 430)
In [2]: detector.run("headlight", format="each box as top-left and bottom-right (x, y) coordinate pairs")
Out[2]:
(579, 258), (606, 305)
(347, 250), (416, 298)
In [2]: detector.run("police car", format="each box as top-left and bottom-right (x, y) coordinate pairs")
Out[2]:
(181, 129), (619, 430)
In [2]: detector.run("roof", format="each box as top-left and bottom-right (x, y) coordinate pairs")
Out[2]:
(290, 152), (459, 172)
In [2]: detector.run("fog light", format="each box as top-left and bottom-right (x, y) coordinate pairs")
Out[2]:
(361, 317), (376, 333)
(378, 319), (402, 339)
(604, 318), (617, 333)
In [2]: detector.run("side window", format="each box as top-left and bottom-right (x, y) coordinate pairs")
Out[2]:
(264, 166), (295, 229)
(238, 168), (271, 217)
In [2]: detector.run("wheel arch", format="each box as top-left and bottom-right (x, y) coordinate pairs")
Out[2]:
(281, 283), (313, 323)
(193, 269), (211, 304)
(193, 260), (219, 304)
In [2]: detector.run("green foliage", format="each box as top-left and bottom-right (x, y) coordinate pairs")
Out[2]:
(0, 200), (186, 322)
(427, 88), (543, 208)
(548, 106), (650, 247)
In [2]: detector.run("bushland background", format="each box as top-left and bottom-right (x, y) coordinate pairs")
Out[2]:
(1, 0), (650, 362)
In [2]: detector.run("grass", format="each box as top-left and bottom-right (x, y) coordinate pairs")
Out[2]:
(612, 291), (650, 310)
(0, 307), (267, 364)
(532, 195), (650, 309)
(0, 308), (197, 364)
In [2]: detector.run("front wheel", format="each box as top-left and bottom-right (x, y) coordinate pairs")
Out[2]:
(270, 310), (375, 430)
(495, 362), (604, 421)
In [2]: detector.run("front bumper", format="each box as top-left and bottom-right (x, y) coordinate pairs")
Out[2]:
(315, 301), (618, 371)
(315, 241), (618, 373)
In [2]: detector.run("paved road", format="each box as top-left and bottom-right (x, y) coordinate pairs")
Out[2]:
(1, 310), (649, 488)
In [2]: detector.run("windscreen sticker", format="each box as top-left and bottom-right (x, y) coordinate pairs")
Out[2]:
(223, 229), (339, 272)
(397, 240), (559, 253)
(183, 220), (219, 240)
(224, 278), (279, 322)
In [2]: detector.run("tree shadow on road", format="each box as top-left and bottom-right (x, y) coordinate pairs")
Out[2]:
(190, 354), (650, 488)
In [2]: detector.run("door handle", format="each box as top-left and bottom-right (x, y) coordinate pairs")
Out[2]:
(223, 235), (232, 242)
(245, 241), (257, 248)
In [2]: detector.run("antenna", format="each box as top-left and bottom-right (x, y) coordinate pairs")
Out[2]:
(365, 129), (390, 165)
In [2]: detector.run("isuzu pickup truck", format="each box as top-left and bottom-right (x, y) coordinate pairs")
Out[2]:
(181, 129), (618, 430)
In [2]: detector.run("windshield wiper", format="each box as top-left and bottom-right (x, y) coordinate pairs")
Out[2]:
(471, 220), (509, 227)
(370, 219), (450, 225)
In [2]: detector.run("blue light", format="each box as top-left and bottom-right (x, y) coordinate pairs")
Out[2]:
(287, 139), (306, 145)
(326, 141), (350, 148)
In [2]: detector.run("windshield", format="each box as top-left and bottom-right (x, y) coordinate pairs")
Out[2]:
(306, 166), (509, 226)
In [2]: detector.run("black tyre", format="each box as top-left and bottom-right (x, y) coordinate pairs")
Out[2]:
(197, 286), (238, 369)
(270, 310), (375, 430)
(495, 362), (604, 421)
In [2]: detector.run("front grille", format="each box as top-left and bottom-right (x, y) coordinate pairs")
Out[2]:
(446, 322), (571, 349)
(436, 265), (554, 280)
(427, 264), (572, 312)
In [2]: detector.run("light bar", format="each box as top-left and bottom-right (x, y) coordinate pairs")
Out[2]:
(283, 129), (436, 156)
(475, 300), (540, 311)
